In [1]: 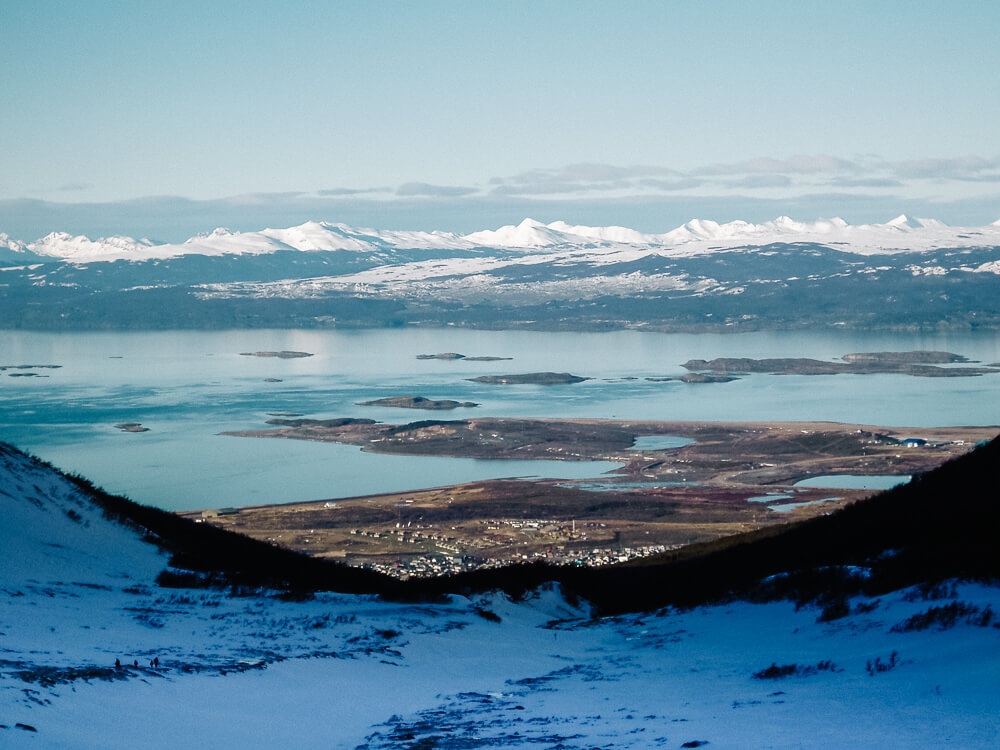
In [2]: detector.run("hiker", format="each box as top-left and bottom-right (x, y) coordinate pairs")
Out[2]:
(153, 656), (159, 668)
(133, 659), (138, 668)
(115, 658), (121, 669)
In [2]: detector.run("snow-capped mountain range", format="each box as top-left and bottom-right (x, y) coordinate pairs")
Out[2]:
(4, 215), (1000, 263)
(4, 214), (999, 332)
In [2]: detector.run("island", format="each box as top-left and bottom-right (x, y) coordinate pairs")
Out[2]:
(467, 372), (589, 385)
(357, 396), (479, 410)
(0, 364), (62, 371)
(646, 374), (740, 383)
(239, 351), (313, 359)
(114, 423), (149, 432)
(683, 351), (996, 377)
(841, 351), (971, 364)
(416, 352), (513, 361)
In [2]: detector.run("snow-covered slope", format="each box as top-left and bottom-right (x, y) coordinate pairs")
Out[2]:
(14, 215), (1000, 262)
(2, 442), (999, 748)
(0, 444), (166, 586)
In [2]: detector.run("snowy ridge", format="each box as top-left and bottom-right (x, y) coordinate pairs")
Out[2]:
(0, 444), (165, 585)
(2, 443), (1000, 747)
(11, 214), (1000, 262)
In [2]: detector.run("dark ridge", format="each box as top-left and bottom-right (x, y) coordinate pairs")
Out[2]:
(407, 434), (1000, 614)
(0, 442), (403, 597)
(5, 435), (998, 615)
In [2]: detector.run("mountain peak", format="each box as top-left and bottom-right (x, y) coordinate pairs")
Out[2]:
(886, 214), (920, 229)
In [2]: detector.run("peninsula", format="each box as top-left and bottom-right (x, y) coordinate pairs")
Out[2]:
(217, 418), (997, 577)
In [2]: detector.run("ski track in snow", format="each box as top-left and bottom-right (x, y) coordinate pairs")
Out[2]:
(2, 449), (1000, 748)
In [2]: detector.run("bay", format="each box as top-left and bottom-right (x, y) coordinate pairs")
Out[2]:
(2, 327), (998, 511)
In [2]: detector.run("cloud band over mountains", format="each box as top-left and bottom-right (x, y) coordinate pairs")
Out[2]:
(2, 153), (998, 242)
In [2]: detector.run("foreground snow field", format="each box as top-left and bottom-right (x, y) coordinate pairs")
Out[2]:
(2, 446), (999, 748)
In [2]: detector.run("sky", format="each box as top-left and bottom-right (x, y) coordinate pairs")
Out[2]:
(2, 0), (999, 240)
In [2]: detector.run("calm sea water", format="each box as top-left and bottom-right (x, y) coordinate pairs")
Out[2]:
(2, 328), (998, 511)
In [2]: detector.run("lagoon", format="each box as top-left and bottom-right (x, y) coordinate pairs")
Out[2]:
(2, 328), (998, 511)
(793, 475), (912, 491)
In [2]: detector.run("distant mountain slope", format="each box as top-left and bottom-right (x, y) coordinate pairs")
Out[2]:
(9, 215), (1000, 262)
(3, 216), (999, 331)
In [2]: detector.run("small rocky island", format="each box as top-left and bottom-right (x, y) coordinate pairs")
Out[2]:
(646, 374), (740, 384)
(683, 351), (995, 377)
(1, 364), (61, 372)
(416, 352), (512, 361)
(468, 372), (589, 385)
(357, 396), (479, 410)
(240, 351), (313, 359)
(114, 423), (149, 432)
(841, 351), (971, 364)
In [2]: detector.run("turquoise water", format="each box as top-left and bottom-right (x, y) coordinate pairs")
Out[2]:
(746, 493), (796, 503)
(631, 435), (695, 450)
(793, 475), (911, 490)
(2, 328), (998, 510)
(769, 497), (842, 513)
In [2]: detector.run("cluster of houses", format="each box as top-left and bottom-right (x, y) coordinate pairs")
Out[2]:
(360, 541), (679, 580)
(350, 525), (462, 554)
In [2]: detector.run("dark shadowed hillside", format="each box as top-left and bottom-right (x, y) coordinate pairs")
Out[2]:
(0, 442), (404, 597)
(407, 434), (1000, 614)
(3, 435), (996, 615)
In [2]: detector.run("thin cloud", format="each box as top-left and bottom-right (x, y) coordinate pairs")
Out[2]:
(490, 163), (695, 196)
(227, 191), (308, 204)
(887, 155), (1000, 180)
(637, 177), (703, 191)
(694, 154), (861, 176)
(828, 177), (904, 189)
(317, 186), (389, 196)
(725, 174), (793, 189)
(54, 182), (95, 192)
(395, 182), (477, 197)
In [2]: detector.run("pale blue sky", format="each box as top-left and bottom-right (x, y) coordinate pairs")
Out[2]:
(2, 0), (998, 237)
